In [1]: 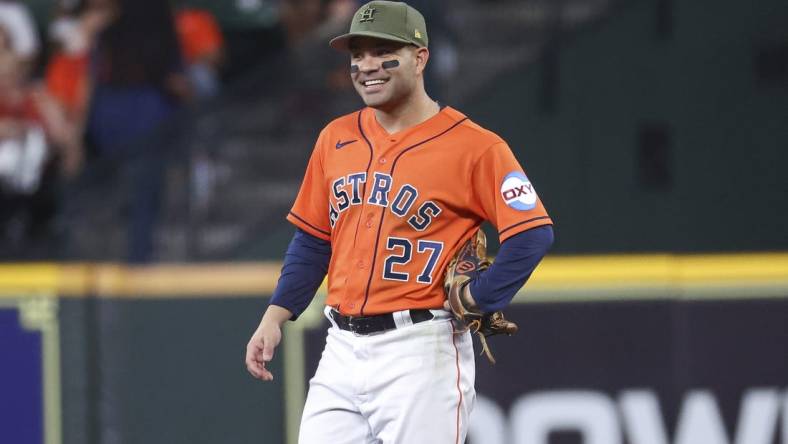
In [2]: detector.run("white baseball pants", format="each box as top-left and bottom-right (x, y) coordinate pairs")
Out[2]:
(298, 308), (476, 444)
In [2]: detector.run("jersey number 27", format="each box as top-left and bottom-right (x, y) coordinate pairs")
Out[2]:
(383, 237), (443, 284)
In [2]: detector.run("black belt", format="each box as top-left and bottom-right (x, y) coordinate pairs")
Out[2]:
(330, 309), (434, 335)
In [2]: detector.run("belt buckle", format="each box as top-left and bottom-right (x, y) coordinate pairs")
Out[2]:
(348, 315), (375, 335)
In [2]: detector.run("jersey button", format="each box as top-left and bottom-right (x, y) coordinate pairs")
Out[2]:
(365, 220), (373, 228)
(357, 260), (365, 269)
(378, 157), (386, 164)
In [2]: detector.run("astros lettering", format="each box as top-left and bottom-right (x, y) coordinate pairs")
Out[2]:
(329, 171), (441, 230)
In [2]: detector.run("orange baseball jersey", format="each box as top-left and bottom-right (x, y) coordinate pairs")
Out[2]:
(287, 106), (552, 316)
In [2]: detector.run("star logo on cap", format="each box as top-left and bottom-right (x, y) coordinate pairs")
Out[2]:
(359, 6), (376, 22)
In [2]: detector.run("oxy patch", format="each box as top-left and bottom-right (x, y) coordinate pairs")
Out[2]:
(500, 172), (537, 211)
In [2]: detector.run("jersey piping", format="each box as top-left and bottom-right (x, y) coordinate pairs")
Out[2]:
(499, 216), (552, 236)
(450, 321), (463, 444)
(351, 110), (375, 249)
(289, 210), (331, 238)
(360, 116), (469, 315)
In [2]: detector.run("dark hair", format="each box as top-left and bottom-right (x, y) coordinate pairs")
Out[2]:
(96, 0), (181, 87)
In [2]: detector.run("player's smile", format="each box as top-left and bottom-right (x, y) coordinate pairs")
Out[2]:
(360, 77), (390, 93)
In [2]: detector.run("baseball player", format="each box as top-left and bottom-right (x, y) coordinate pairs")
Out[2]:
(245, 2), (554, 443)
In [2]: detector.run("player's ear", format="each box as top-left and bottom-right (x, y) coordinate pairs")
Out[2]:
(414, 47), (429, 75)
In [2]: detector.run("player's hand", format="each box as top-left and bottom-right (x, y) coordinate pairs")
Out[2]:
(246, 324), (280, 381)
(245, 305), (292, 381)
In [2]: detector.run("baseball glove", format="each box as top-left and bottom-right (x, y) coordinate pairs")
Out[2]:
(444, 230), (518, 364)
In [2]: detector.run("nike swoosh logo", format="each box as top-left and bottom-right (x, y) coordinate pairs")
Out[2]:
(335, 139), (358, 149)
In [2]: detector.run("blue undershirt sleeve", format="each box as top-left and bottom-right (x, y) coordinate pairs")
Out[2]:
(468, 225), (554, 312)
(269, 228), (332, 320)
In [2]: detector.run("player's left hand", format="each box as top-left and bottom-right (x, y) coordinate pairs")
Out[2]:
(444, 230), (518, 364)
(443, 283), (478, 312)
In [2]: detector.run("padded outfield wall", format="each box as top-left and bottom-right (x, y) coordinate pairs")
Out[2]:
(466, 0), (788, 254)
(1, 254), (787, 444)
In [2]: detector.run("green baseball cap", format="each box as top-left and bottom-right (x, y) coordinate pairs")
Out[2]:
(329, 1), (428, 51)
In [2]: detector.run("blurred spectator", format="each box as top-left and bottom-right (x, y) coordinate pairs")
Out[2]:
(85, 0), (189, 262)
(280, 0), (324, 48)
(0, 24), (81, 256)
(173, 1), (225, 99)
(45, 0), (114, 121)
(0, 0), (40, 76)
(86, 0), (189, 159)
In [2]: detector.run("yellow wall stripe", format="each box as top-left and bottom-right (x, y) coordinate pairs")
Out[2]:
(0, 253), (787, 299)
(524, 253), (788, 287)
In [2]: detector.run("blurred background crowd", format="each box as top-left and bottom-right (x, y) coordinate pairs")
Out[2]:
(0, 0), (465, 262)
(0, 0), (786, 263)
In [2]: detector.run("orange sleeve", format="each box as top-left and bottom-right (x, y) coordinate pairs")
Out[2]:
(286, 132), (332, 241)
(471, 142), (552, 242)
